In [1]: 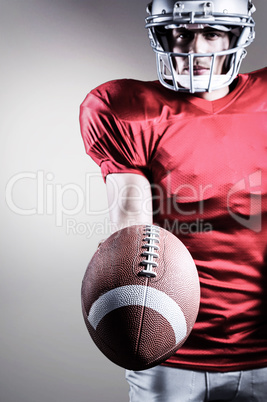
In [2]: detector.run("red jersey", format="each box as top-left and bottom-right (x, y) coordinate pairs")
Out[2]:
(80, 68), (267, 372)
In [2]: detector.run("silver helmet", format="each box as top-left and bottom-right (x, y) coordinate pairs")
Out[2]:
(145, 0), (255, 92)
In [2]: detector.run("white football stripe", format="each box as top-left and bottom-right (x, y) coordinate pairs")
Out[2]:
(88, 285), (187, 344)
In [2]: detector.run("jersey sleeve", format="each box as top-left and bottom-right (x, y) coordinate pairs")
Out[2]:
(80, 90), (149, 182)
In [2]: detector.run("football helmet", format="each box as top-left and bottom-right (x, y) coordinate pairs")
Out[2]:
(145, 0), (255, 92)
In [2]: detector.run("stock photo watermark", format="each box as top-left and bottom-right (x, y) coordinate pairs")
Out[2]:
(5, 171), (109, 226)
(5, 170), (262, 237)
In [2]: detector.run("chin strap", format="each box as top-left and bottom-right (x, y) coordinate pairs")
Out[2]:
(172, 70), (234, 93)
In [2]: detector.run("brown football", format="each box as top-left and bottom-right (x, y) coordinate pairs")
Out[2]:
(81, 224), (200, 371)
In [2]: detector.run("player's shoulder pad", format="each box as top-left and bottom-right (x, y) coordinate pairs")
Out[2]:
(80, 79), (177, 121)
(247, 67), (267, 82)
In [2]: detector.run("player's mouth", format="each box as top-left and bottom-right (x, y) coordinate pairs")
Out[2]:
(182, 65), (210, 75)
(192, 65), (210, 75)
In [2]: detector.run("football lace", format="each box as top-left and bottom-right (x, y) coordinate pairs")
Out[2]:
(138, 225), (160, 278)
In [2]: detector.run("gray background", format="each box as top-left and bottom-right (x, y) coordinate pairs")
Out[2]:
(1, 1), (266, 401)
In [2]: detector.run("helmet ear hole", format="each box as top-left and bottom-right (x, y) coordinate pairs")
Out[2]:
(223, 32), (238, 71)
(154, 27), (171, 51)
(224, 25), (252, 71)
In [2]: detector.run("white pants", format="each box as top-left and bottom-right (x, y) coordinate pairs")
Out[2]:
(126, 365), (267, 401)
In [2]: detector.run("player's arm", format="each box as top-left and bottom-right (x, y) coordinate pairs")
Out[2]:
(106, 173), (153, 233)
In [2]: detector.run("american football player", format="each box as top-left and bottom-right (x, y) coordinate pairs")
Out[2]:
(80, 0), (267, 400)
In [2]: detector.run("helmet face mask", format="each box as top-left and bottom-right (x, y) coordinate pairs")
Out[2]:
(145, 0), (255, 93)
